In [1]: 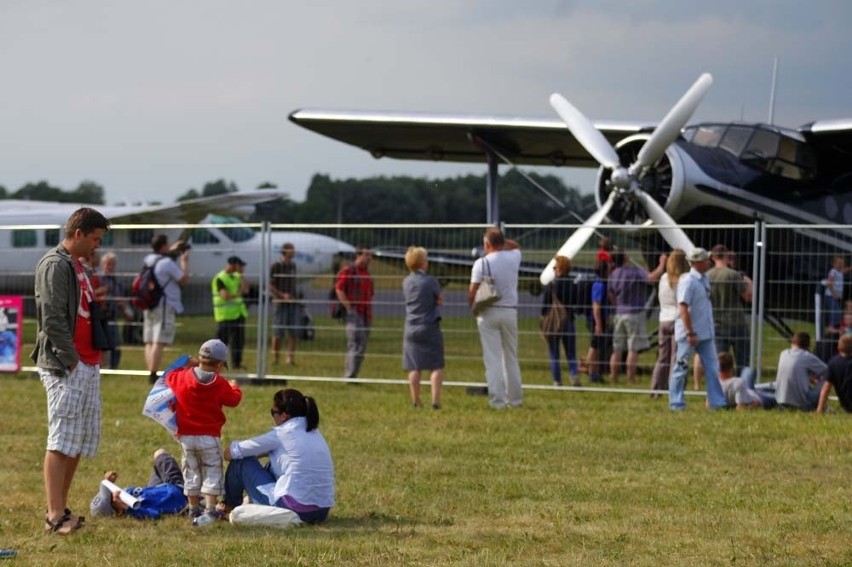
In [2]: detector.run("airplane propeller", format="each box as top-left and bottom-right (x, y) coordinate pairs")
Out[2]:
(540, 73), (712, 286)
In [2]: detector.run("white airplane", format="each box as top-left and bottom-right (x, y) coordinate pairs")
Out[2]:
(0, 192), (355, 313)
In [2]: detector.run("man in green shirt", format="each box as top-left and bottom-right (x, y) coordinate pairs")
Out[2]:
(707, 244), (752, 372)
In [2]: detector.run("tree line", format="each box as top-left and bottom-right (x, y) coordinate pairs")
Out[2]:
(0, 170), (595, 224)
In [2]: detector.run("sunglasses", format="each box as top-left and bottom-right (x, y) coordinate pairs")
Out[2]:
(270, 408), (283, 417)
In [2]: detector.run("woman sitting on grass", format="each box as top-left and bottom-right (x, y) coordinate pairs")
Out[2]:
(222, 388), (335, 524)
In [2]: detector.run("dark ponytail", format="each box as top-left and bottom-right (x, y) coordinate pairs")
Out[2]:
(273, 388), (321, 432)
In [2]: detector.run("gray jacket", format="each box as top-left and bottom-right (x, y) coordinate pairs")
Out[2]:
(30, 244), (80, 374)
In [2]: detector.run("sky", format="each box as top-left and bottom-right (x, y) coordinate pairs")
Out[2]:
(1, 0), (850, 206)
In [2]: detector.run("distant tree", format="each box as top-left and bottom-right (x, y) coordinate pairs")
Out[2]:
(0, 185), (7, 199)
(256, 181), (278, 190)
(13, 181), (67, 202)
(201, 179), (239, 197)
(176, 189), (200, 202)
(71, 180), (106, 204)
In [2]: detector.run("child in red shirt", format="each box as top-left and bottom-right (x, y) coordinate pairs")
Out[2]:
(166, 339), (242, 522)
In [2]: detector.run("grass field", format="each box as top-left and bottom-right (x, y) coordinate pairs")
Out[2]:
(3, 316), (850, 566)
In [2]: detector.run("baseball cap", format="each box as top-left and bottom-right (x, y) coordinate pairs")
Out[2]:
(90, 483), (116, 517)
(199, 339), (229, 367)
(687, 247), (710, 263)
(227, 256), (246, 266)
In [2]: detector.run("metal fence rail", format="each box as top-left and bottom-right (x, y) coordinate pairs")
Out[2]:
(4, 221), (847, 387)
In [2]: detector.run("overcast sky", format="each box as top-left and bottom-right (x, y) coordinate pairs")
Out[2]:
(1, 0), (850, 205)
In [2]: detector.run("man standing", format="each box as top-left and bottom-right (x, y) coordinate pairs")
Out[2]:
(269, 243), (298, 366)
(707, 244), (752, 371)
(143, 235), (189, 384)
(668, 248), (727, 411)
(607, 251), (665, 384)
(775, 331), (827, 411)
(335, 245), (374, 380)
(212, 256), (250, 370)
(468, 227), (523, 409)
(32, 207), (110, 535)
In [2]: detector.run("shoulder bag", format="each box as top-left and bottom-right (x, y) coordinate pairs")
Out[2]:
(472, 258), (501, 316)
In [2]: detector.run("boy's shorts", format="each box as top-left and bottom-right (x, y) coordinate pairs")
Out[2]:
(179, 435), (223, 496)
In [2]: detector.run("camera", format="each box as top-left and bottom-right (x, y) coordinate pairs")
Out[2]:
(167, 241), (192, 259)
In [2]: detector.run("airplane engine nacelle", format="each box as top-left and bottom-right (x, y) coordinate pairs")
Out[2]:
(594, 134), (687, 224)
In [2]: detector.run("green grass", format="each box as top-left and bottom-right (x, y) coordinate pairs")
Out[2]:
(3, 316), (847, 566)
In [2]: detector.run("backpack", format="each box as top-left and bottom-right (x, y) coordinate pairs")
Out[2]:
(131, 256), (167, 311)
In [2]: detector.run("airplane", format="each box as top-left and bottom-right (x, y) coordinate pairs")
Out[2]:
(0, 192), (355, 315)
(288, 73), (852, 297)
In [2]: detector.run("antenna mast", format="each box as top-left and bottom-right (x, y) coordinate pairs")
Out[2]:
(768, 57), (778, 125)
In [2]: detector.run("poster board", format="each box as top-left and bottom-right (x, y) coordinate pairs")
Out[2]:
(0, 296), (23, 373)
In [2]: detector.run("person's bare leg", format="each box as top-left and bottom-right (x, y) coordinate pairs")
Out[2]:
(587, 347), (599, 381)
(626, 351), (639, 384)
(44, 450), (81, 530)
(408, 370), (422, 406)
(693, 354), (704, 390)
(149, 342), (165, 374)
(430, 369), (444, 408)
(286, 336), (297, 365)
(271, 336), (281, 365)
(610, 350), (622, 384)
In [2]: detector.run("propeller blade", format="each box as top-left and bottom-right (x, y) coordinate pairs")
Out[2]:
(633, 73), (713, 171)
(634, 189), (695, 254)
(549, 93), (621, 170)
(540, 192), (617, 285)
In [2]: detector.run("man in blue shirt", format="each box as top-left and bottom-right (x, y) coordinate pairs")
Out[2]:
(668, 248), (727, 411)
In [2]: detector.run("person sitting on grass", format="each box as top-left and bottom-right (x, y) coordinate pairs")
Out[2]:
(222, 388), (335, 524)
(775, 331), (827, 411)
(718, 352), (764, 410)
(89, 449), (187, 519)
(816, 334), (852, 414)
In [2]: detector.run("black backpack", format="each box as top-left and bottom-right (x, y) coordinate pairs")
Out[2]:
(131, 256), (167, 311)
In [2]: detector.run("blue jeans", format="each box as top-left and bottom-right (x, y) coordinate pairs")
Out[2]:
(546, 320), (578, 384)
(668, 338), (727, 410)
(224, 457), (330, 523)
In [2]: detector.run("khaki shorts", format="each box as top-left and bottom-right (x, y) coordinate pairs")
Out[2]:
(143, 304), (177, 344)
(40, 362), (102, 458)
(612, 312), (650, 352)
(179, 435), (224, 496)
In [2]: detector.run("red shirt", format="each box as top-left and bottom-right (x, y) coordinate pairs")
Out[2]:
(166, 367), (242, 437)
(335, 264), (374, 323)
(72, 260), (100, 365)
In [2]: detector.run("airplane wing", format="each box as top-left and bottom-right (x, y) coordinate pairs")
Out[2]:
(104, 190), (290, 225)
(799, 118), (852, 154)
(288, 109), (654, 168)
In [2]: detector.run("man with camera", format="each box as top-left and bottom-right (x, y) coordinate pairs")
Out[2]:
(143, 234), (190, 383)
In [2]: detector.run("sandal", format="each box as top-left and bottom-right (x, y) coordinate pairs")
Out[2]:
(44, 510), (84, 535)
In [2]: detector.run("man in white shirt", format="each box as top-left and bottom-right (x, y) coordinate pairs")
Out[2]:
(468, 227), (522, 409)
(143, 234), (189, 383)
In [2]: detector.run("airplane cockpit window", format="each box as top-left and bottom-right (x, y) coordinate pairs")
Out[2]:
(190, 228), (220, 245)
(12, 230), (36, 248)
(690, 125), (725, 147)
(208, 215), (255, 243)
(741, 127), (815, 181)
(719, 126), (752, 156)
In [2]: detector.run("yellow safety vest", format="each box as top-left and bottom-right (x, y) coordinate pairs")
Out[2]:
(211, 270), (245, 322)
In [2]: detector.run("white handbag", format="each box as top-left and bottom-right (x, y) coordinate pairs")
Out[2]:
(472, 258), (501, 315)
